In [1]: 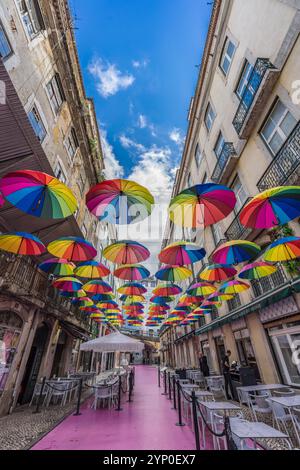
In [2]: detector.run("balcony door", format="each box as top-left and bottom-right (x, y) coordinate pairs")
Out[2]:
(269, 326), (300, 386)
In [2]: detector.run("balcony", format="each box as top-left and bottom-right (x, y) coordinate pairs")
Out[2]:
(257, 121), (300, 191)
(233, 58), (279, 139)
(225, 197), (253, 241)
(211, 143), (237, 184)
(251, 264), (287, 297)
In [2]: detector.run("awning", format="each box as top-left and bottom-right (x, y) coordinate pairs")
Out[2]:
(59, 320), (91, 342)
(80, 332), (144, 353)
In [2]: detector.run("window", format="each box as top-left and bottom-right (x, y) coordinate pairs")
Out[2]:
(214, 132), (225, 160)
(201, 172), (209, 184)
(231, 175), (248, 213)
(81, 223), (87, 238)
(78, 174), (85, 195)
(236, 60), (253, 100)
(17, 0), (45, 39)
(0, 22), (12, 59)
(204, 103), (216, 132)
(211, 223), (223, 246)
(261, 100), (297, 156)
(65, 128), (79, 160)
(46, 74), (64, 114)
(54, 161), (67, 184)
(220, 37), (236, 76)
(195, 144), (203, 167)
(28, 105), (46, 142)
(187, 172), (193, 187)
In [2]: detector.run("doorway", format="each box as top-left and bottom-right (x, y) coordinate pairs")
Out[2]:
(19, 323), (49, 404)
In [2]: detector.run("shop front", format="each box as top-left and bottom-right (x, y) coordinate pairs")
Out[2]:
(0, 311), (23, 395)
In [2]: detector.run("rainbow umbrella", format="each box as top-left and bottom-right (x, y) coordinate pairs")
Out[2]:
(187, 282), (217, 297)
(121, 295), (146, 304)
(83, 280), (112, 295)
(91, 293), (115, 302)
(0, 170), (77, 219)
(59, 289), (86, 299)
(207, 292), (234, 302)
(123, 302), (145, 309)
(114, 264), (150, 281)
(263, 237), (300, 262)
(239, 262), (277, 280)
(152, 283), (182, 296)
(118, 282), (147, 295)
(200, 264), (237, 282)
(86, 179), (154, 224)
(155, 266), (192, 282)
(169, 183), (236, 228)
(202, 300), (222, 308)
(103, 240), (150, 264)
(52, 276), (83, 292)
(96, 301), (118, 309)
(48, 237), (97, 261)
(159, 241), (206, 265)
(219, 280), (250, 295)
(72, 297), (94, 307)
(0, 232), (45, 256)
(150, 296), (174, 305)
(74, 261), (110, 279)
(80, 306), (100, 313)
(39, 258), (75, 276)
(212, 240), (261, 265)
(240, 186), (300, 229)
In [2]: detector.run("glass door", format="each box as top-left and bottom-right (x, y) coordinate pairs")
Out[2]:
(270, 328), (300, 386)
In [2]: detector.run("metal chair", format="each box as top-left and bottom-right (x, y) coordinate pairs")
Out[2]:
(29, 381), (48, 407)
(266, 398), (294, 435)
(248, 392), (272, 421)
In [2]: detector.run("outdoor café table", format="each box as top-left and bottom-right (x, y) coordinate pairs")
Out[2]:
(236, 384), (290, 405)
(229, 418), (291, 450)
(269, 395), (300, 446)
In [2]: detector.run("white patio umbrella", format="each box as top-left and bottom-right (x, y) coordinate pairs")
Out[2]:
(80, 332), (144, 353)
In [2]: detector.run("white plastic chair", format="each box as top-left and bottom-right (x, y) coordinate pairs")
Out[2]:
(247, 392), (271, 421)
(29, 382), (48, 407)
(92, 386), (112, 409)
(266, 398), (293, 435)
(46, 381), (69, 407)
(212, 412), (227, 450)
(207, 377), (225, 399)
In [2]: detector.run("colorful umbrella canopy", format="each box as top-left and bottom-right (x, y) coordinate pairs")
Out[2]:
(39, 258), (75, 276)
(114, 264), (150, 281)
(200, 264), (237, 282)
(219, 280), (250, 295)
(74, 261), (110, 279)
(263, 237), (300, 262)
(103, 240), (150, 264)
(202, 300), (222, 308)
(0, 232), (45, 256)
(212, 240), (261, 265)
(207, 292), (234, 302)
(83, 280), (112, 295)
(47, 237), (97, 261)
(80, 306), (100, 313)
(59, 289), (87, 298)
(121, 294), (146, 303)
(239, 262), (277, 280)
(169, 183), (236, 228)
(52, 276), (83, 292)
(0, 170), (77, 219)
(72, 298), (94, 307)
(155, 266), (192, 282)
(187, 282), (217, 297)
(96, 301), (118, 309)
(91, 293), (115, 302)
(159, 241), (206, 265)
(150, 296), (174, 305)
(240, 186), (300, 229)
(123, 302), (145, 309)
(152, 283), (182, 296)
(118, 282), (147, 295)
(86, 179), (154, 224)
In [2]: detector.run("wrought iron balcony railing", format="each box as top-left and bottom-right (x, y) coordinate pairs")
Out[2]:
(225, 197), (253, 241)
(257, 121), (300, 191)
(211, 143), (237, 184)
(233, 58), (277, 137)
(251, 263), (287, 297)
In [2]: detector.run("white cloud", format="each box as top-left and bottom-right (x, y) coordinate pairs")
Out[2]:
(169, 127), (185, 149)
(119, 134), (146, 153)
(89, 58), (135, 98)
(101, 130), (124, 179)
(138, 114), (147, 129)
(132, 59), (149, 69)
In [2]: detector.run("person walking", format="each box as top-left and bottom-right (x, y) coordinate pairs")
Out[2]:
(222, 350), (234, 400)
(199, 353), (210, 377)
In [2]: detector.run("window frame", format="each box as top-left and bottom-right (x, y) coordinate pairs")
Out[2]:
(219, 37), (236, 77)
(231, 174), (248, 214)
(214, 131), (225, 160)
(16, 0), (45, 41)
(54, 160), (67, 184)
(204, 103), (216, 132)
(64, 127), (79, 161)
(46, 73), (65, 115)
(235, 59), (253, 100)
(194, 144), (203, 168)
(0, 21), (13, 60)
(28, 104), (47, 143)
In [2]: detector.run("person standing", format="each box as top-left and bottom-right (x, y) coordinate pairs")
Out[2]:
(199, 353), (210, 377)
(222, 350), (234, 400)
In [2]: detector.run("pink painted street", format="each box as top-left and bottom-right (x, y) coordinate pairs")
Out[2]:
(32, 366), (196, 451)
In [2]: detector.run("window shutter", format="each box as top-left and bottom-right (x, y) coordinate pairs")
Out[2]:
(26, 0), (45, 32)
(55, 73), (66, 102)
(71, 127), (79, 148)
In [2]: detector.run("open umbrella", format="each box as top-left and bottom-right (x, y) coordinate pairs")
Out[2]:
(86, 179), (154, 225)
(72, 297), (94, 307)
(83, 280), (112, 295)
(103, 240), (150, 264)
(59, 289), (87, 298)
(150, 296), (174, 305)
(155, 266), (192, 282)
(152, 283), (182, 296)
(202, 300), (222, 308)
(263, 237), (300, 262)
(121, 295), (146, 304)
(212, 240), (261, 265)
(200, 264), (237, 282)
(114, 264), (150, 281)
(239, 262), (277, 280)
(118, 282), (147, 295)
(219, 280), (250, 295)
(47, 237), (97, 261)
(207, 292), (234, 302)
(0, 170), (77, 219)
(123, 302), (145, 309)
(240, 186), (300, 229)
(52, 276), (83, 292)
(187, 282), (217, 297)
(91, 293), (115, 302)
(0, 232), (45, 256)
(39, 258), (75, 276)
(159, 241), (206, 265)
(74, 261), (110, 279)
(169, 183), (236, 228)
(96, 301), (118, 309)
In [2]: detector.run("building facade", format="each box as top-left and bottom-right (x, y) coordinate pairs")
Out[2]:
(161, 0), (300, 387)
(0, 0), (116, 415)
